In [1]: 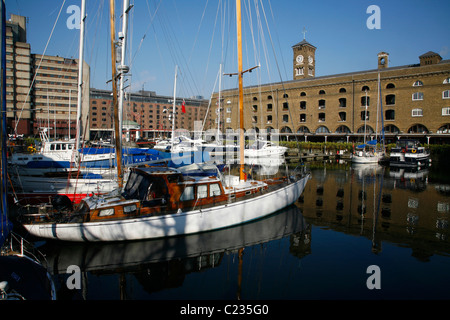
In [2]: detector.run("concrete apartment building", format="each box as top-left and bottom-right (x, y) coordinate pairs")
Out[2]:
(5, 14), (89, 139)
(215, 38), (450, 144)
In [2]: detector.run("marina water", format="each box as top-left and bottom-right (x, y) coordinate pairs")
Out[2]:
(36, 159), (450, 300)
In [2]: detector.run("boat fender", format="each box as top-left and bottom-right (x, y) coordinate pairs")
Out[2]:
(411, 148), (416, 153)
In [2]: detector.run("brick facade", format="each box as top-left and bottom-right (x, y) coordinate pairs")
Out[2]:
(214, 41), (450, 143)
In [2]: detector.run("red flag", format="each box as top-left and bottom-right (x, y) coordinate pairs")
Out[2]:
(181, 99), (186, 113)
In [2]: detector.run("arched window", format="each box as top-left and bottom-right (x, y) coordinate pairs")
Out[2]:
(357, 125), (374, 134)
(315, 126), (330, 134)
(386, 83), (395, 89)
(335, 125), (351, 133)
(300, 92), (306, 96)
(407, 124), (428, 133)
(253, 96), (258, 101)
(283, 93), (289, 98)
(267, 95), (273, 100)
(384, 124), (400, 133)
(437, 124), (450, 133)
(280, 126), (292, 133)
(297, 126), (310, 133)
(444, 77), (450, 84)
(362, 85), (370, 91)
(413, 80), (423, 87)
(339, 88), (347, 93)
(319, 90), (326, 95)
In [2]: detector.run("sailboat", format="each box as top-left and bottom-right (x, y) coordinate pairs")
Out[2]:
(352, 74), (385, 164)
(16, 0), (309, 242)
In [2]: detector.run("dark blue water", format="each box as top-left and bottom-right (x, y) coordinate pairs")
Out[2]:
(37, 160), (450, 301)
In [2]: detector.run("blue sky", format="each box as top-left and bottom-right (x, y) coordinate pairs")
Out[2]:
(5, 0), (450, 99)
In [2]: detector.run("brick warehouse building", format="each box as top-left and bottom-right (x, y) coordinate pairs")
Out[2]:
(89, 88), (211, 142)
(213, 38), (450, 144)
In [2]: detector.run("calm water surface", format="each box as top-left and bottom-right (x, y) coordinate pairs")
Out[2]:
(37, 159), (450, 300)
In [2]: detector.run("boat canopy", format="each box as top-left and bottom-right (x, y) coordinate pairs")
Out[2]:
(357, 140), (377, 149)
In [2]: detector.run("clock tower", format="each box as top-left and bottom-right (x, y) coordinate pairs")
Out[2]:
(292, 32), (316, 80)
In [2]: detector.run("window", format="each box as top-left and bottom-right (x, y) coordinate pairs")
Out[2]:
(210, 183), (221, 197)
(443, 90), (450, 99)
(99, 208), (114, 217)
(282, 102), (289, 110)
(267, 104), (272, 111)
(385, 110), (395, 120)
(386, 94), (395, 105)
(339, 88), (347, 93)
(308, 68), (313, 76)
(361, 110), (369, 120)
(282, 114), (289, 123)
(362, 86), (370, 92)
(300, 92), (306, 96)
(319, 90), (326, 95)
(444, 78), (450, 84)
(226, 107), (231, 113)
(412, 108), (423, 117)
(197, 185), (208, 199)
(300, 114), (306, 122)
(318, 113), (326, 122)
(318, 99), (326, 109)
(180, 186), (194, 201)
(412, 92), (424, 101)
(361, 96), (370, 106)
(316, 126), (330, 133)
(226, 118), (231, 123)
(339, 98), (346, 108)
(338, 112), (346, 122)
(300, 101), (306, 109)
(296, 67), (304, 76)
(267, 115), (272, 124)
(386, 83), (395, 89)
(252, 116), (257, 123)
(252, 105), (258, 112)
(442, 107), (450, 116)
(413, 80), (423, 87)
(283, 93), (289, 98)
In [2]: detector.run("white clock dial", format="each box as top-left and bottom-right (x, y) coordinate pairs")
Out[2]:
(296, 55), (304, 64)
(308, 56), (313, 64)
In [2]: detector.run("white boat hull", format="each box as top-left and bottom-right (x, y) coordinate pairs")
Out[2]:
(23, 174), (309, 242)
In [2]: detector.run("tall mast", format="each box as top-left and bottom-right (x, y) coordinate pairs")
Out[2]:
(75, 0), (86, 151)
(118, 0), (131, 138)
(171, 65), (178, 150)
(110, 0), (124, 188)
(236, 0), (245, 181)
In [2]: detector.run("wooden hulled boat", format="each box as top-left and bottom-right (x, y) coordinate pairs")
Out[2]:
(18, 166), (309, 242)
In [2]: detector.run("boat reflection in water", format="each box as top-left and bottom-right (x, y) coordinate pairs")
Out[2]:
(38, 204), (310, 299)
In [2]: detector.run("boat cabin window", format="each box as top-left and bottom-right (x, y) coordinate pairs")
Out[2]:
(210, 183), (221, 197)
(198, 185), (208, 199)
(99, 208), (115, 217)
(123, 171), (168, 202)
(123, 204), (137, 215)
(180, 186), (194, 201)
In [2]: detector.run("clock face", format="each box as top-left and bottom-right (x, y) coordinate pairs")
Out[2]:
(308, 56), (313, 64)
(296, 55), (304, 64)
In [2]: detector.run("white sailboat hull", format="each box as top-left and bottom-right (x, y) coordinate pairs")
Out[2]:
(23, 174), (309, 242)
(351, 153), (383, 164)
